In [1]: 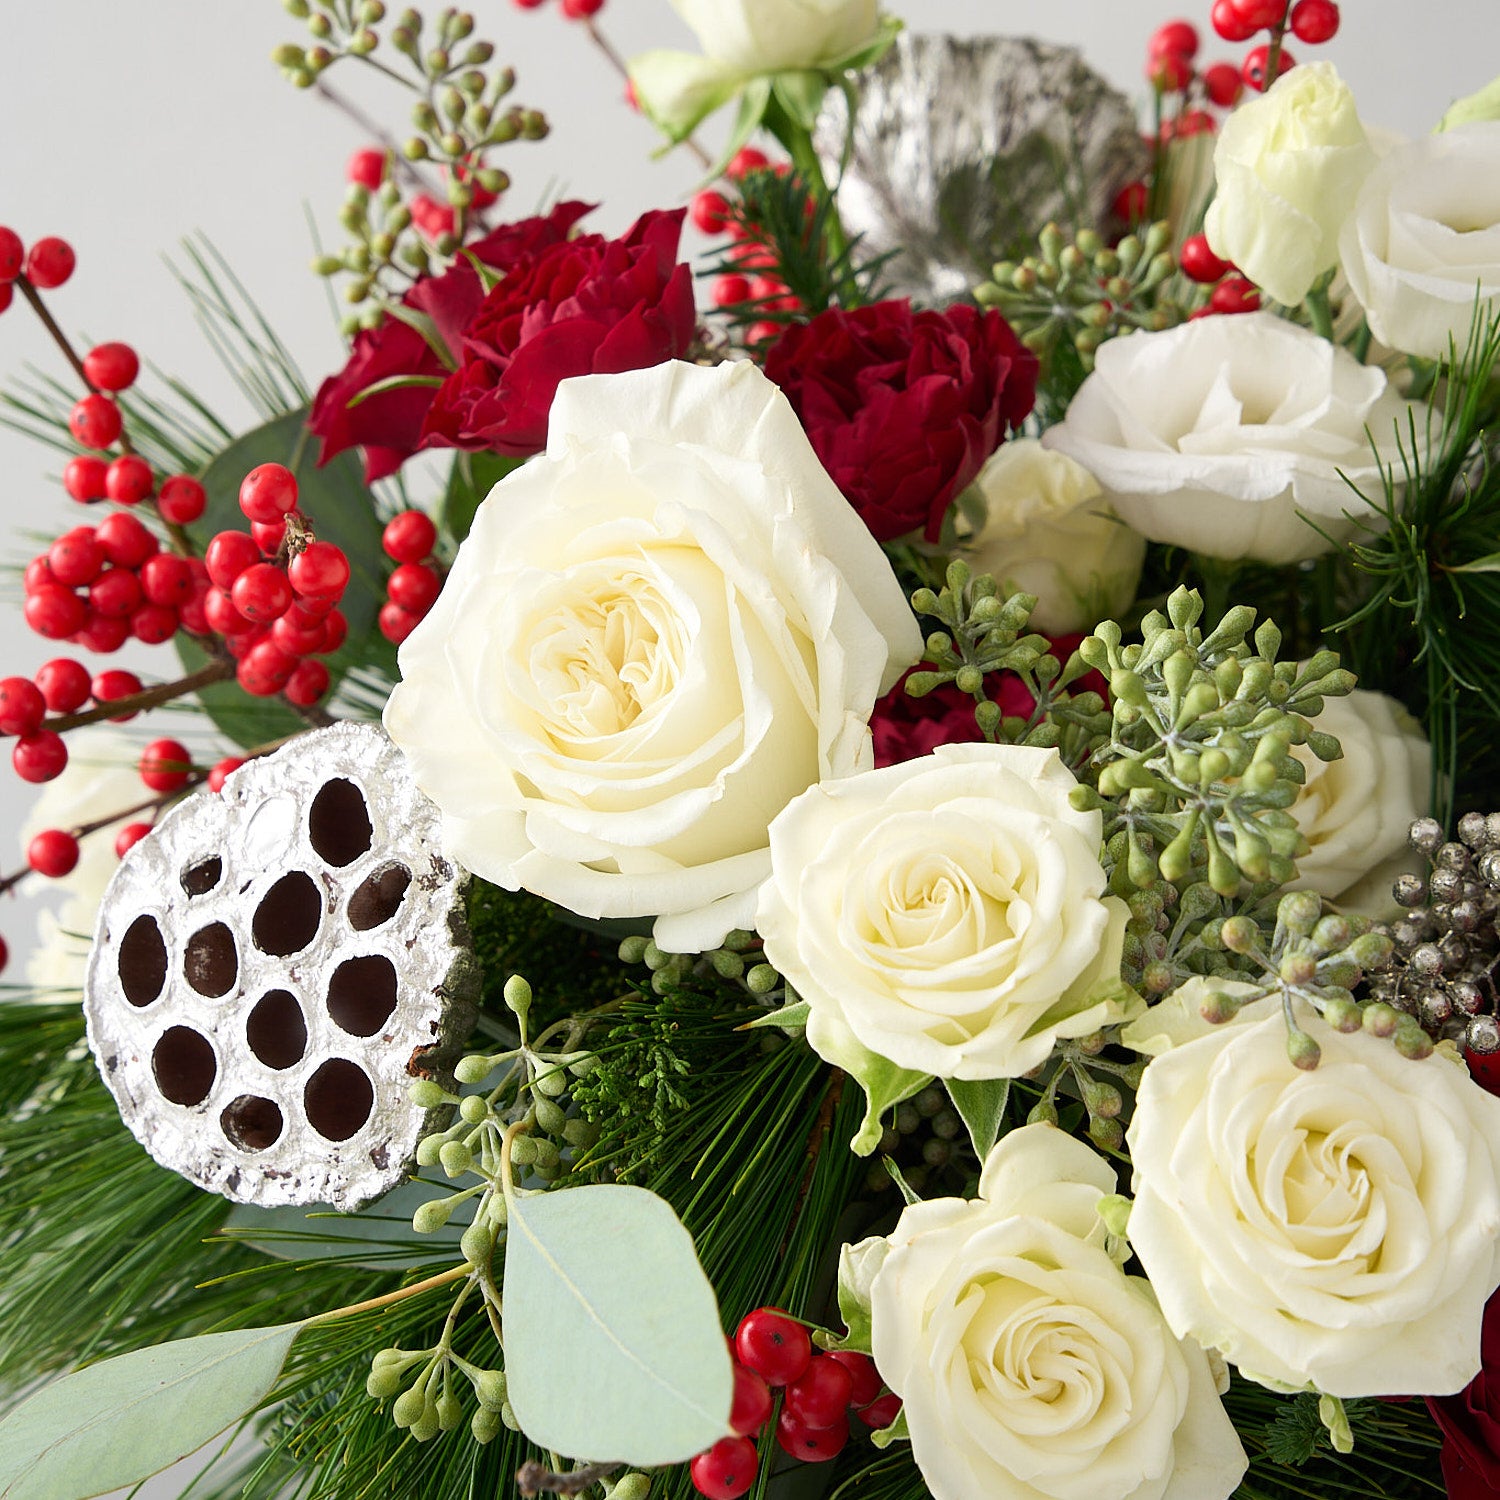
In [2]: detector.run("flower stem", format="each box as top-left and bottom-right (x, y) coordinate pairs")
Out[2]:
(303, 1261), (474, 1327)
(764, 102), (850, 269)
(1305, 285), (1335, 342)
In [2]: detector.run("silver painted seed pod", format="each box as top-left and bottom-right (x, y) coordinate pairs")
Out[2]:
(84, 721), (477, 1210)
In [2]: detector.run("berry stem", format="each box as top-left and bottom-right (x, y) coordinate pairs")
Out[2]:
(1264, 18), (1289, 82)
(43, 659), (236, 734)
(312, 76), (447, 199)
(581, 18), (713, 170)
(515, 1460), (622, 1498)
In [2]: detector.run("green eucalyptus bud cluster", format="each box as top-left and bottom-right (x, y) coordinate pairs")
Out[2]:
(974, 220), (1185, 372)
(616, 928), (782, 1002)
(1078, 587), (1354, 900)
(369, 1344), (514, 1443)
(1024, 1037), (1143, 1151)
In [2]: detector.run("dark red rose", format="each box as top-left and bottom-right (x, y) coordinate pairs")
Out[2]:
(763, 300), (1038, 544)
(306, 201), (593, 482)
(419, 208), (698, 457)
(872, 636), (1101, 768)
(1429, 1293), (1500, 1497)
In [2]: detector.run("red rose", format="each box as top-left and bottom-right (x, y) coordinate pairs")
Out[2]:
(763, 300), (1038, 543)
(1429, 1293), (1500, 1497)
(419, 208), (697, 457)
(306, 202), (592, 481)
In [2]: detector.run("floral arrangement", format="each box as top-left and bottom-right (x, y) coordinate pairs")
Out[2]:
(2, 2), (1499, 1499)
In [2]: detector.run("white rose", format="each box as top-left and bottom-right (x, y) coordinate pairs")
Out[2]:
(1339, 122), (1500, 360)
(384, 360), (920, 955)
(1287, 689), (1430, 916)
(631, 0), (883, 138)
(20, 728), (144, 991)
(1042, 313), (1418, 564)
(961, 439), (1145, 635)
(1204, 62), (1375, 308)
(869, 1123), (1247, 1500)
(756, 744), (1139, 1092)
(1127, 998), (1500, 1396)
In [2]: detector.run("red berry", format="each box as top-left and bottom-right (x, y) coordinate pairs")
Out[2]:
(381, 509), (437, 563)
(13, 731), (67, 783)
(1112, 181), (1149, 222)
(231, 563), (294, 623)
(130, 603), (178, 644)
(47, 530), (104, 588)
(178, 593), (210, 636)
(69, 394), (122, 450)
(410, 194), (456, 241)
(115, 822), (153, 858)
(205, 529), (262, 589)
(237, 463), (299, 525)
(251, 517), (289, 554)
(289, 540), (350, 599)
(691, 190), (731, 236)
(319, 608), (349, 654)
(1175, 108), (1216, 137)
(25, 237), (75, 289)
(1202, 61), (1244, 106)
(63, 454), (109, 502)
(1180, 233), (1232, 283)
(1210, 0), (1258, 39)
(1149, 52), (1194, 91)
(826, 1350), (882, 1407)
(856, 1393), (903, 1429)
(1231, 0), (1288, 24)
(1211, 275), (1262, 313)
(0, 283), (11, 313)
(378, 601), (422, 645)
(713, 274), (753, 308)
(784, 1356), (853, 1429)
(207, 756), (245, 793)
(560, 0), (605, 15)
(139, 738), (193, 793)
(1242, 42), (1295, 90)
(1149, 19), (1200, 58)
(157, 474), (207, 524)
(140, 554), (194, 607)
(27, 828), (80, 878)
(104, 455), (154, 506)
(728, 1363), (773, 1438)
(0, 227), (22, 282)
(284, 657), (331, 707)
(242, 638), (296, 689)
(34, 657), (91, 713)
(24, 585), (88, 640)
(203, 587), (255, 637)
(734, 1308), (811, 1388)
(347, 147), (388, 188)
(688, 1436), (757, 1500)
(74, 611), (130, 654)
(89, 567), (144, 618)
(387, 561), (441, 614)
(775, 1407), (848, 1462)
(0, 677), (45, 737)
(727, 147), (770, 178)
(271, 611), (325, 657)
(1289, 0), (1339, 41)
(23, 557), (54, 593)
(95, 512), (157, 569)
(91, 669), (143, 720)
(83, 342), (140, 392)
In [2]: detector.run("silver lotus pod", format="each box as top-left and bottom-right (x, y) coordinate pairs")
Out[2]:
(815, 33), (1148, 307)
(84, 722), (478, 1210)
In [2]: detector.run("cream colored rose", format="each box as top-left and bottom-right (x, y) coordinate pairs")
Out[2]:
(1042, 314), (1418, 564)
(1339, 122), (1500, 359)
(869, 1124), (1246, 1500)
(1204, 62), (1375, 308)
(20, 728), (144, 991)
(756, 744), (1138, 1087)
(1287, 689), (1430, 916)
(1127, 999), (1500, 1396)
(384, 360), (920, 955)
(961, 439), (1144, 634)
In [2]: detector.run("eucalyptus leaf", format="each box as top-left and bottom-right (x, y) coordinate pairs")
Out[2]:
(943, 1077), (1010, 1160)
(0, 1323), (302, 1500)
(738, 998), (810, 1031)
(502, 1184), (732, 1465)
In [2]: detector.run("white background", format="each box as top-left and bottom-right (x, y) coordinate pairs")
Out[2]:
(0, 2), (1492, 1496)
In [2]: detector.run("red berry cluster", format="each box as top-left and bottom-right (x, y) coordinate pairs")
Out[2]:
(692, 149), (808, 348)
(1206, 0), (1339, 90)
(1181, 232), (1262, 315)
(206, 464), (349, 703)
(377, 510), (442, 645)
(508, 0), (606, 16)
(0, 225), (75, 315)
(688, 1308), (903, 1499)
(1143, 20), (1228, 144)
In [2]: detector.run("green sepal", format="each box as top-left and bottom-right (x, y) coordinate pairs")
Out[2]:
(738, 998), (810, 1032)
(870, 1406), (910, 1451)
(771, 70), (829, 132)
(943, 1077), (1010, 1160)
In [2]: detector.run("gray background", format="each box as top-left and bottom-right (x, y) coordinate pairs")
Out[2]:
(0, 2), (1491, 1495)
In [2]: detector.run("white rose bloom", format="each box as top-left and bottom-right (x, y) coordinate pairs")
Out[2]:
(962, 439), (1145, 635)
(1205, 62), (1375, 308)
(1127, 998), (1500, 1397)
(1339, 122), (1500, 360)
(756, 744), (1138, 1088)
(1287, 689), (1430, 917)
(1042, 314), (1417, 564)
(19, 728), (143, 992)
(384, 360), (920, 955)
(869, 1124), (1247, 1500)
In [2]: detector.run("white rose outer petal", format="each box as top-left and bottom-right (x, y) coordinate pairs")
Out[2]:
(384, 361), (920, 954)
(1127, 1000), (1500, 1397)
(1042, 313), (1418, 564)
(1340, 122), (1500, 360)
(672, 0), (879, 73)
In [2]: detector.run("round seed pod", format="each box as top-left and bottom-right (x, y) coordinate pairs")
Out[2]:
(84, 722), (477, 1209)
